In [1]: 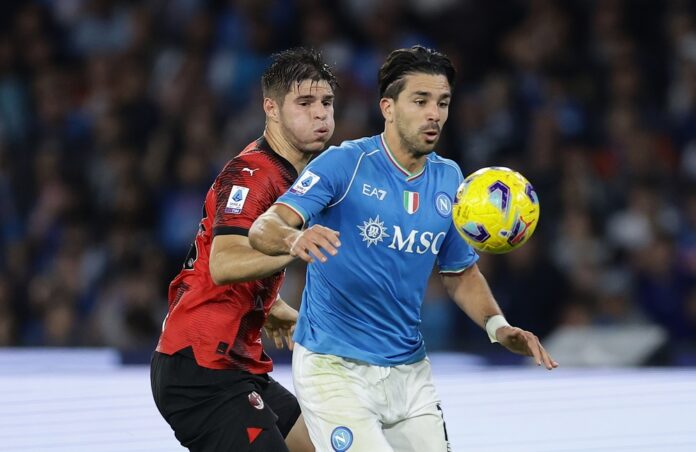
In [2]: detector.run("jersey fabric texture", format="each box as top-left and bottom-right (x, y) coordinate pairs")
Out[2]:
(277, 134), (479, 366)
(157, 137), (297, 372)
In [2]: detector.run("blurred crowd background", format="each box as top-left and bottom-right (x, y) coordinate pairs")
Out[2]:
(1, 0), (695, 365)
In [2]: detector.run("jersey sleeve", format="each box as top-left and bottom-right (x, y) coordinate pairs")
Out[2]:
(275, 144), (354, 225)
(437, 215), (480, 273)
(213, 155), (279, 236)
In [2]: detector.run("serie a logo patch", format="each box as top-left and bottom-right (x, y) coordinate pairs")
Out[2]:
(290, 170), (320, 195)
(225, 186), (249, 214)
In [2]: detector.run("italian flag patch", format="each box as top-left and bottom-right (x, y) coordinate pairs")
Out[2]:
(403, 191), (419, 214)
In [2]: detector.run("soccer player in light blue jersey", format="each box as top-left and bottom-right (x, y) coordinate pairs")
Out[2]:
(249, 45), (558, 452)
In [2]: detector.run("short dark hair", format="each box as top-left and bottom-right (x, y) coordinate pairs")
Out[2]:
(378, 45), (456, 99)
(262, 47), (338, 102)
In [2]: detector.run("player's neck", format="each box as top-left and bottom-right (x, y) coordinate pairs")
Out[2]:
(382, 128), (426, 175)
(264, 127), (312, 174)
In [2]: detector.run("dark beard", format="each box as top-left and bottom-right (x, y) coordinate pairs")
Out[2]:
(396, 119), (438, 158)
(402, 134), (436, 158)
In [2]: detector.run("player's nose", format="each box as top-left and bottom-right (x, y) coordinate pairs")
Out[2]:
(426, 103), (441, 122)
(313, 104), (328, 120)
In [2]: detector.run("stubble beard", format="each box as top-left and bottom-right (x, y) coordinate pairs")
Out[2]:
(396, 118), (437, 158)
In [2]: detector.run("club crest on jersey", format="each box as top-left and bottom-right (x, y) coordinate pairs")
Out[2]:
(435, 192), (452, 217)
(225, 185), (249, 214)
(290, 170), (320, 195)
(248, 391), (264, 410)
(331, 426), (353, 451)
(403, 191), (419, 214)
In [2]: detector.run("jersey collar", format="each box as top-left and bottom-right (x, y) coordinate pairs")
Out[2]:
(379, 134), (427, 182)
(257, 136), (299, 179)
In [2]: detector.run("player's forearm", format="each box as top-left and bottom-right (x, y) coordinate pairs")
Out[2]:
(442, 264), (503, 330)
(209, 245), (294, 284)
(249, 212), (300, 256)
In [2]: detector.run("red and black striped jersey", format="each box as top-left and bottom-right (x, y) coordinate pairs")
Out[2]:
(156, 137), (298, 372)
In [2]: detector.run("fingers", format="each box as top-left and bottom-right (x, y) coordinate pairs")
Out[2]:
(501, 328), (558, 370)
(286, 330), (294, 351)
(273, 328), (284, 349)
(519, 330), (558, 370)
(287, 324), (295, 351)
(290, 225), (341, 263)
(538, 343), (559, 370)
(265, 325), (295, 350)
(264, 326), (284, 349)
(523, 332), (543, 366)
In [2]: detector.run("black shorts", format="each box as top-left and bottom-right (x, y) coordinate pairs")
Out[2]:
(150, 349), (300, 452)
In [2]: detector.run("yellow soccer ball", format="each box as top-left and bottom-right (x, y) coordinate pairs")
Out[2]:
(452, 167), (540, 254)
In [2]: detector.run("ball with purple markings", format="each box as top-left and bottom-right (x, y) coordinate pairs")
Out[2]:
(452, 167), (540, 254)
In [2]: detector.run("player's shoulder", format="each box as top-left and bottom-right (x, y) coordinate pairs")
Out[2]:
(427, 152), (464, 182)
(311, 135), (381, 167)
(220, 141), (281, 176)
(234, 143), (276, 168)
(336, 135), (382, 153)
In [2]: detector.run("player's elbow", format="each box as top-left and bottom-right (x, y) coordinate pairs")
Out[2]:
(248, 219), (265, 253)
(208, 259), (228, 285)
(250, 212), (292, 256)
(208, 254), (245, 285)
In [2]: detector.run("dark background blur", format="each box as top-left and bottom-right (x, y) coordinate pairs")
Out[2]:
(0, 0), (695, 366)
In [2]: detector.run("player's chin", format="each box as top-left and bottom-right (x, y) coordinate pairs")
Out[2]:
(300, 143), (327, 154)
(417, 142), (437, 155)
(303, 138), (331, 152)
(424, 139), (437, 148)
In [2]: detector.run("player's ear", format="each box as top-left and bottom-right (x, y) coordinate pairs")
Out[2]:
(263, 97), (279, 123)
(380, 97), (394, 123)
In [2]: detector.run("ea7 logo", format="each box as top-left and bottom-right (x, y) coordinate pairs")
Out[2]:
(362, 184), (387, 200)
(387, 226), (446, 254)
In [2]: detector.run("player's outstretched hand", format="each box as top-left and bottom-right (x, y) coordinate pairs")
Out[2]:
(288, 225), (340, 264)
(264, 297), (298, 350)
(496, 326), (559, 370)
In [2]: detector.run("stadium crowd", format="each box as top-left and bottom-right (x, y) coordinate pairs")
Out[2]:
(1, 0), (695, 364)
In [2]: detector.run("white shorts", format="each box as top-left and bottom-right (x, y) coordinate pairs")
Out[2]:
(292, 343), (450, 452)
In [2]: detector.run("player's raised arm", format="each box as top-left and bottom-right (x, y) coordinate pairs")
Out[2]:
(249, 204), (341, 264)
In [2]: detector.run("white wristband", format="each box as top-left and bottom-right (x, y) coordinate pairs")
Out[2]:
(485, 315), (511, 343)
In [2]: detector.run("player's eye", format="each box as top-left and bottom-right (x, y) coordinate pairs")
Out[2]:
(439, 101), (450, 108)
(415, 99), (425, 106)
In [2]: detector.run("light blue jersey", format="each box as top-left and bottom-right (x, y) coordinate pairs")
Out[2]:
(277, 134), (479, 365)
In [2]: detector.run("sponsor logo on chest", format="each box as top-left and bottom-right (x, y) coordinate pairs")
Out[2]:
(357, 215), (446, 255)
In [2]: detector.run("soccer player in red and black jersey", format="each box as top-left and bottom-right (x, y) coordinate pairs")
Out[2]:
(150, 48), (337, 452)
